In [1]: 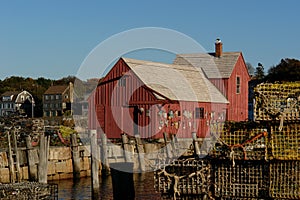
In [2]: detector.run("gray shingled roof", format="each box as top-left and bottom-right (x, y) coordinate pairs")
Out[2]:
(173, 52), (241, 78)
(44, 85), (68, 95)
(122, 58), (228, 104)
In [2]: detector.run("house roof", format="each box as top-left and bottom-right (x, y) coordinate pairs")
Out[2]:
(44, 85), (68, 95)
(122, 57), (228, 104)
(1, 91), (20, 102)
(173, 52), (241, 78)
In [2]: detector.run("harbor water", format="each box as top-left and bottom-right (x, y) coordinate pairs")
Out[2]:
(50, 172), (161, 200)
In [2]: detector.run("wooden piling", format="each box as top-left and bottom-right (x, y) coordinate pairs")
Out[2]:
(100, 133), (110, 175)
(12, 130), (21, 182)
(7, 132), (15, 183)
(121, 134), (132, 162)
(71, 134), (81, 180)
(25, 136), (38, 181)
(90, 130), (100, 199)
(192, 132), (200, 157)
(163, 132), (172, 159)
(135, 135), (145, 172)
(170, 134), (177, 157)
(38, 133), (49, 183)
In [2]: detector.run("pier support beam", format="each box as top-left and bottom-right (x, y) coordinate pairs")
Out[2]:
(71, 134), (81, 180)
(90, 130), (100, 199)
(25, 136), (38, 181)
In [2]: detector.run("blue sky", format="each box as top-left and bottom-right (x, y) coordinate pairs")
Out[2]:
(0, 0), (299, 80)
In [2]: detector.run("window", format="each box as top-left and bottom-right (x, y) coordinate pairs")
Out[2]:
(236, 76), (241, 94)
(56, 95), (60, 100)
(64, 95), (69, 99)
(119, 77), (126, 87)
(51, 95), (54, 100)
(45, 95), (49, 100)
(195, 107), (204, 119)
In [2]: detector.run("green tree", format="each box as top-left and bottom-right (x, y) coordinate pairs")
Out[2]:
(266, 58), (300, 82)
(254, 63), (265, 80)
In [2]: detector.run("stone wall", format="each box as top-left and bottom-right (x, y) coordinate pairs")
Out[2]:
(0, 146), (95, 183)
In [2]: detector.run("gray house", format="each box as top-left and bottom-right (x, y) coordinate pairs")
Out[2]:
(43, 83), (74, 117)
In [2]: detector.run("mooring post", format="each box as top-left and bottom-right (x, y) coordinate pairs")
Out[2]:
(101, 133), (110, 176)
(163, 132), (172, 159)
(192, 132), (200, 157)
(170, 134), (178, 157)
(38, 133), (49, 183)
(90, 129), (100, 199)
(25, 136), (38, 181)
(71, 134), (81, 180)
(121, 134), (132, 162)
(135, 135), (145, 172)
(7, 131), (15, 183)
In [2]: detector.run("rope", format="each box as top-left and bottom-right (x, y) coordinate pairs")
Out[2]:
(157, 162), (211, 200)
(211, 130), (267, 164)
(256, 91), (298, 131)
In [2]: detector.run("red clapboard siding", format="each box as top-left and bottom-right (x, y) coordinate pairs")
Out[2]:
(90, 58), (228, 139)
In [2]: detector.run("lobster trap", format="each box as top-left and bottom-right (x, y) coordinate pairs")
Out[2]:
(269, 160), (300, 199)
(0, 182), (58, 200)
(210, 128), (268, 161)
(212, 160), (268, 199)
(154, 158), (211, 199)
(254, 82), (300, 122)
(269, 123), (300, 160)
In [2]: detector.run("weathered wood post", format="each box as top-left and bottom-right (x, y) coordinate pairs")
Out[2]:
(90, 129), (100, 199)
(12, 130), (21, 182)
(121, 134), (132, 162)
(25, 136), (38, 181)
(192, 132), (200, 157)
(38, 133), (49, 183)
(170, 134), (178, 157)
(100, 133), (110, 175)
(135, 135), (145, 172)
(163, 132), (172, 159)
(71, 133), (81, 180)
(7, 131), (16, 183)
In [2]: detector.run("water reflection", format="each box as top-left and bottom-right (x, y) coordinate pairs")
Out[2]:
(50, 172), (160, 200)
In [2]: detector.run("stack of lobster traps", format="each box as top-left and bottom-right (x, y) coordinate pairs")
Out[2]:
(267, 123), (300, 199)
(209, 124), (269, 199)
(154, 158), (212, 199)
(154, 82), (300, 199)
(254, 82), (300, 122)
(254, 82), (300, 199)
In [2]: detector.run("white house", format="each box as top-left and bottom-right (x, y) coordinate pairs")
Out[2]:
(0, 90), (35, 117)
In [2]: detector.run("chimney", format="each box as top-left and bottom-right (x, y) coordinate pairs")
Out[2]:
(215, 38), (223, 57)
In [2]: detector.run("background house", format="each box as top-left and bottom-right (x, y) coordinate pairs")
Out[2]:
(92, 57), (228, 139)
(43, 83), (74, 117)
(0, 90), (34, 117)
(174, 39), (251, 121)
